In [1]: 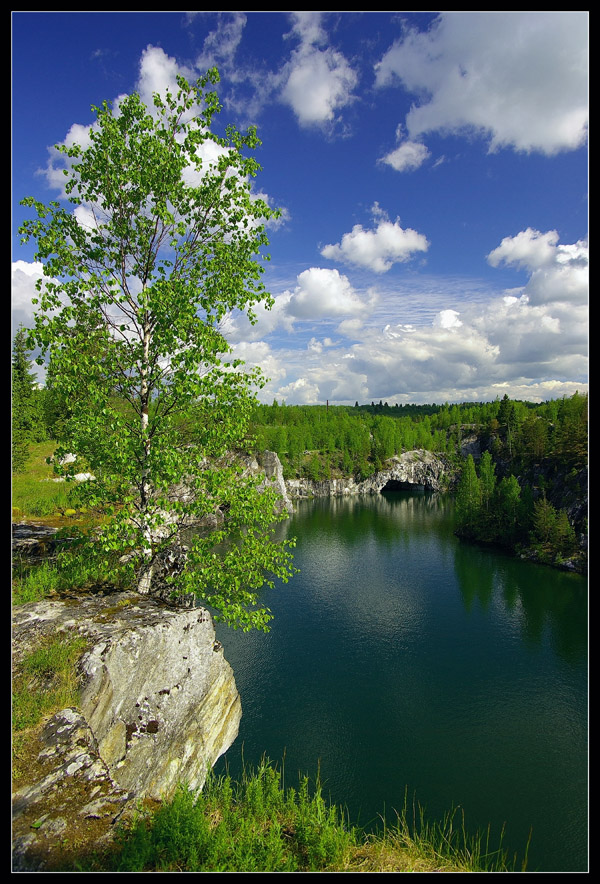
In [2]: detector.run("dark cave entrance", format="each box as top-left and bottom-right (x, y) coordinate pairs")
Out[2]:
(380, 479), (426, 493)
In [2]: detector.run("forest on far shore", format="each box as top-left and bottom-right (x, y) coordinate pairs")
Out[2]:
(248, 392), (587, 482)
(250, 392), (588, 571)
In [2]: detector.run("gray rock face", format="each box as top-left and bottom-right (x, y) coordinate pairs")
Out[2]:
(12, 708), (132, 872)
(286, 476), (360, 499)
(255, 449), (294, 515)
(356, 450), (453, 494)
(237, 450), (294, 515)
(12, 592), (241, 869)
(286, 450), (455, 499)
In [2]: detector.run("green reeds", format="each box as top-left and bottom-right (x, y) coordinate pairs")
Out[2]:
(103, 758), (355, 873)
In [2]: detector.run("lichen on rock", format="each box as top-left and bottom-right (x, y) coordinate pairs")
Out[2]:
(12, 591), (241, 871)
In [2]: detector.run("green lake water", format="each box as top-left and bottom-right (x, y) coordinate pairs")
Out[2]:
(213, 491), (588, 872)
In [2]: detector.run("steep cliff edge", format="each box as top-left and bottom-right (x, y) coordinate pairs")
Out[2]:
(286, 450), (455, 500)
(12, 591), (241, 871)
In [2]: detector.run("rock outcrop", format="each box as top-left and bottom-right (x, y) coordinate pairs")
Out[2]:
(12, 591), (241, 870)
(356, 450), (454, 494)
(241, 449), (294, 515)
(286, 450), (455, 500)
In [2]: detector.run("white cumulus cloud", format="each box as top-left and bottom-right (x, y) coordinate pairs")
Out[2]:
(12, 261), (52, 333)
(286, 267), (372, 319)
(379, 139), (430, 173)
(279, 12), (358, 129)
(375, 12), (588, 156)
(487, 228), (588, 306)
(321, 206), (429, 272)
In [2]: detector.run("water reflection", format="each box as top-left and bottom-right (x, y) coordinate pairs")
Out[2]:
(276, 493), (587, 663)
(211, 492), (586, 871)
(452, 532), (587, 663)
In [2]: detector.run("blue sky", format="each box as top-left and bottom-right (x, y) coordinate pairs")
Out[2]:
(12, 11), (588, 405)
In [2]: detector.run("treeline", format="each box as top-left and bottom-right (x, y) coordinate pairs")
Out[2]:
(249, 392), (588, 482)
(455, 451), (583, 567)
(11, 327), (48, 473)
(250, 402), (454, 481)
(12, 321), (588, 511)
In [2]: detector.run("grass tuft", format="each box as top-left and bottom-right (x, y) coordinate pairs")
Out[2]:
(12, 632), (88, 785)
(88, 758), (520, 873)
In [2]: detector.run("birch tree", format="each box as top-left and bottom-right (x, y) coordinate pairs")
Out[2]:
(19, 69), (295, 630)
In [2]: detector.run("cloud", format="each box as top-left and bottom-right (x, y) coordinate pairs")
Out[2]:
(321, 286), (586, 403)
(38, 42), (285, 234)
(433, 309), (462, 329)
(285, 267), (372, 319)
(221, 266), (374, 346)
(321, 205), (429, 272)
(487, 228), (561, 271)
(379, 139), (430, 172)
(220, 291), (296, 343)
(135, 44), (194, 109)
(40, 46), (198, 194)
(12, 261), (46, 332)
(226, 227), (587, 405)
(230, 340), (288, 385)
(279, 12), (358, 129)
(487, 228), (589, 306)
(375, 12), (588, 156)
(194, 12), (247, 73)
(276, 376), (322, 405)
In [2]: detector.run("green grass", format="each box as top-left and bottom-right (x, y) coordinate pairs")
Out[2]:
(12, 546), (130, 607)
(12, 559), (61, 605)
(11, 440), (124, 606)
(12, 632), (89, 785)
(12, 633), (88, 734)
(11, 441), (99, 524)
(12, 441), (76, 521)
(90, 759), (522, 874)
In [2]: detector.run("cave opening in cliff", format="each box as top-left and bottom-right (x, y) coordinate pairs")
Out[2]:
(380, 480), (426, 493)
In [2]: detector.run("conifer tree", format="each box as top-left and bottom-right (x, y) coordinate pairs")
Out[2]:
(12, 326), (42, 472)
(455, 454), (481, 538)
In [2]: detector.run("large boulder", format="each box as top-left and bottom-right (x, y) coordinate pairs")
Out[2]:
(12, 591), (241, 870)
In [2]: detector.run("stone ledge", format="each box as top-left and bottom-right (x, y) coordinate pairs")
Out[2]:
(12, 591), (242, 871)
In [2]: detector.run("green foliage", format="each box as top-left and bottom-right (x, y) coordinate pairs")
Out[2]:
(19, 69), (295, 629)
(12, 560), (60, 605)
(11, 441), (85, 520)
(248, 394), (586, 569)
(103, 760), (354, 873)
(530, 497), (578, 562)
(12, 634), (87, 733)
(453, 445), (582, 568)
(94, 759), (517, 873)
(248, 393), (587, 481)
(12, 326), (46, 472)
(455, 455), (481, 538)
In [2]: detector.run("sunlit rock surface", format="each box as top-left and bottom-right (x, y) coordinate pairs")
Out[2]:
(286, 450), (455, 499)
(12, 591), (241, 870)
